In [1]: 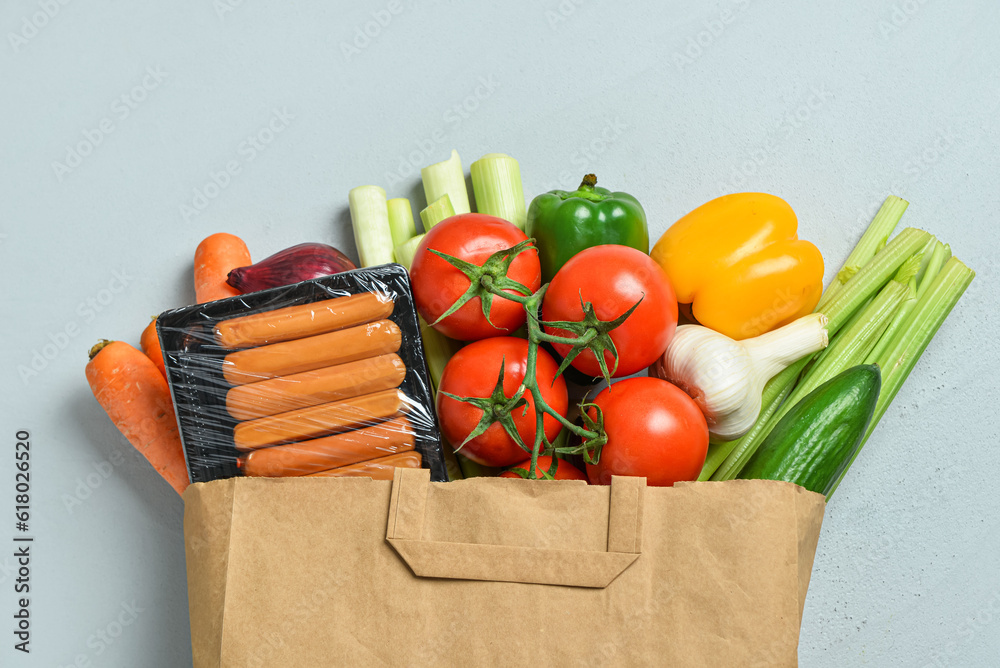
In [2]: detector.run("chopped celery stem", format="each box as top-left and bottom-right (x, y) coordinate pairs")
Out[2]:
(393, 234), (425, 270)
(420, 194), (456, 230)
(421, 149), (470, 215)
(386, 198), (417, 248)
(348, 185), (394, 267)
(471, 153), (527, 230)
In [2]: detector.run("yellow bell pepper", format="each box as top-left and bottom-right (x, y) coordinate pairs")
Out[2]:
(650, 193), (824, 340)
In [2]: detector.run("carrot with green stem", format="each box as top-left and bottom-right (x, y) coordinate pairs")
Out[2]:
(86, 340), (189, 495)
(194, 233), (251, 303)
(140, 317), (167, 379)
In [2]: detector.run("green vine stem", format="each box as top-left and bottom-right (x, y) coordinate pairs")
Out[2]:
(434, 240), (633, 478)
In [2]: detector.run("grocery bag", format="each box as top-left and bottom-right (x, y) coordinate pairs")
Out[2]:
(183, 467), (825, 667)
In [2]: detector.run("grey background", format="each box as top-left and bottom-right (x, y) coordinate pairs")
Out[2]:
(1, 0), (998, 665)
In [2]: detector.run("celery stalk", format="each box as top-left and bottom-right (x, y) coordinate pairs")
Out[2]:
(818, 196), (908, 310)
(420, 194), (456, 230)
(785, 280), (908, 409)
(386, 198), (417, 248)
(419, 317), (464, 482)
(827, 256), (975, 498)
(709, 360), (807, 480)
(710, 229), (930, 481)
(393, 234), (425, 270)
(700, 375), (795, 480)
(348, 185), (394, 267)
(421, 149), (471, 215)
(471, 153), (527, 230)
(442, 448), (465, 482)
(865, 241), (945, 364)
(711, 280), (906, 480)
(457, 454), (502, 478)
(393, 233), (461, 396)
(821, 228), (932, 334)
(864, 286), (916, 366)
(419, 316), (460, 393)
(916, 242), (951, 298)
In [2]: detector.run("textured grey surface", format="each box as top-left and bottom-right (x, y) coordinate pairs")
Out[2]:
(1, 0), (998, 665)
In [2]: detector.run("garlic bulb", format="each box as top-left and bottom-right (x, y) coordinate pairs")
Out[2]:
(651, 314), (828, 440)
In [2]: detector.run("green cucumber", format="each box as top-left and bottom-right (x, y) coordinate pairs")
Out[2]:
(738, 364), (881, 495)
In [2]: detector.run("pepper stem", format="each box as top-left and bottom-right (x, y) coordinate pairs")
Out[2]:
(579, 173), (598, 190)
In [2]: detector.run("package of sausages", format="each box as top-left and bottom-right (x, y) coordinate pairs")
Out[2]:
(156, 264), (447, 484)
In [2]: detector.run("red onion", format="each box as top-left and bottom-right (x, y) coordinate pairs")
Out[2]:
(226, 243), (356, 293)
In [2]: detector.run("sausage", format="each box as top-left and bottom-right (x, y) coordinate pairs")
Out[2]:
(303, 451), (423, 480)
(233, 388), (406, 451)
(215, 292), (394, 349)
(225, 353), (407, 421)
(222, 319), (402, 385)
(238, 416), (416, 477)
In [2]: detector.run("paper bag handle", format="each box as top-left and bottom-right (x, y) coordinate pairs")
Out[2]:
(385, 467), (644, 588)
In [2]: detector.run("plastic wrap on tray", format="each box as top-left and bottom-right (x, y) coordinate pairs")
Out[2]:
(156, 264), (447, 484)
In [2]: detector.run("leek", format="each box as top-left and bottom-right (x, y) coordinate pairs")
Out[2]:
(420, 194), (455, 230)
(471, 153), (526, 230)
(348, 185), (394, 267)
(421, 149), (470, 215)
(386, 198), (417, 249)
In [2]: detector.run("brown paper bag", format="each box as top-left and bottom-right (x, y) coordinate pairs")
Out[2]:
(184, 468), (825, 667)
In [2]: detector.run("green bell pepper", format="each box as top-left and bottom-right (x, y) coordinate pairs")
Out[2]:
(526, 174), (649, 283)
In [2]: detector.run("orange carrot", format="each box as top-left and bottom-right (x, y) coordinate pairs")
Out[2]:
(194, 233), (251, 303)
(85, 340), (189, 495)
(140, 317), (167, 379)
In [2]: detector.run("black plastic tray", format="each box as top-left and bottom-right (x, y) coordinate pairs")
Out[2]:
(156, 264), (446, 484)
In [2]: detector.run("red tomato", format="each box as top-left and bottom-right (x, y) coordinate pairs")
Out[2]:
(499, 456), (587, 481)
(411, 214), (541, 341)
(542, 245), (678, 377)
(585, 377), (708, 487)
(437, 337), (568, 467)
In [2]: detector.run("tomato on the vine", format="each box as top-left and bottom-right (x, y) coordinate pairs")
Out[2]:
(585, 377), (708, 487)
(499, 456), (587, 481)
(437, 337), (568, 467)
(411, 214), (541, 341)
(542, 245), (678, 378)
